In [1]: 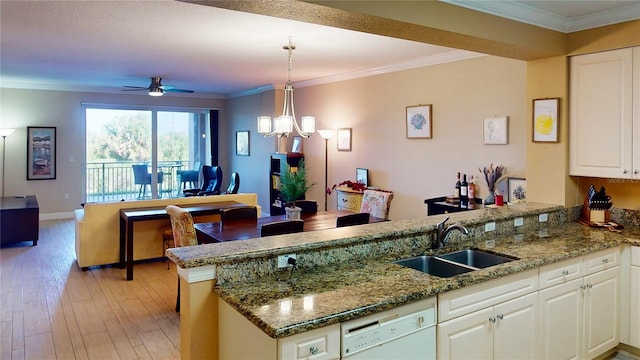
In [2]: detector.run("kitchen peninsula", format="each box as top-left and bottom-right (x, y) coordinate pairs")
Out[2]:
(167, 203), (640, 359)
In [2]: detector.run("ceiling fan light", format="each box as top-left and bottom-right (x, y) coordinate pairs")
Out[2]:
(149, 87), (163, 96)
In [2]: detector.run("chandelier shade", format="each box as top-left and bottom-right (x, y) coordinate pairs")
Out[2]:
(258, 38), (315, 138)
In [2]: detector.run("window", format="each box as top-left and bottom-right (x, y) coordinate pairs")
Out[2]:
(85, 106), (212, 202)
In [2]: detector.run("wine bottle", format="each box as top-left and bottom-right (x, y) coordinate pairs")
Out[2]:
(460, 174), (468, 203)
(467, 175), (475, 202)
(454, 172), (461, 198)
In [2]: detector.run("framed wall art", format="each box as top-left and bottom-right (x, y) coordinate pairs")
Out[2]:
(406, 104), (432, 139)
(507, 177), (527, 203)
(356, 168), (369, 186)
(337, 128), (352, 151)
(532, 98), (560, 143)
(236, 130), (250, 156)
(483, 116), (508, 145)
(27, 126), (56, 180)
(291, 136), (302, 153)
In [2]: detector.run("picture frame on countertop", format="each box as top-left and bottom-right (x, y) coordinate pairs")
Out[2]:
(291, 136), (302, 153)
(236, 130), (250, 156)
(507, 177), (526, 203)
(532, 98), (560, 143)
(27, 126), (56, 180)
(337, 128), (352, 151)
(406, 104), (432, 139)
(356, 168), (369, 187)
(483, 116), (508, 145)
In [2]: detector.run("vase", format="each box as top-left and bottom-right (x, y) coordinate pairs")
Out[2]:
(485, 191), (495, 205)
(285, 206), (302, 220)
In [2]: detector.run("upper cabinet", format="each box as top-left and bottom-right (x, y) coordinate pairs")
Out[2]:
(570, 47), (639, 178)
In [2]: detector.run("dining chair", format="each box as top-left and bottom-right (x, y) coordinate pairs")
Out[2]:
(220, 205), (257, 230)
(260, 220), (304, 237)
(294, 200), (318, 214)
(165, 205), (199, 312)
(132, 164), (164, 199)
(360, 189), (394, 220)
(336, 212), (371, 227)
(183, 165), (223, 196)
(221, 172), (240, 195)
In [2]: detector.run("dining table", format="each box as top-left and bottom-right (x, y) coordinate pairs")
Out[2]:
(194, 210), (386, 243)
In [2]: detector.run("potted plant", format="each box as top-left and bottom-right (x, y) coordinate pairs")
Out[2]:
(279, 159), (315, 219)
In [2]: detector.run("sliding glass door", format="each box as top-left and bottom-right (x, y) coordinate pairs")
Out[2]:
(85, 106), (210, 202)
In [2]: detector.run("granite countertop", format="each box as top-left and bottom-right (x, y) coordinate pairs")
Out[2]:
(215, 222), (640, 339)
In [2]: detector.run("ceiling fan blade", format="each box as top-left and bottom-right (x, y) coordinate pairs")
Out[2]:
(164, 88), (194, 93)
(122, 86), (148, 91)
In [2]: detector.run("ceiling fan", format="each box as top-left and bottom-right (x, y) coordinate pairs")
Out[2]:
(122, 77), (194, 96)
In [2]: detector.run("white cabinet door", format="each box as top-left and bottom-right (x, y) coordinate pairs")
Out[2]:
(570, 48), (635, 178)
(437, 307), (493, 360)
(631, 264), (640, 347)
(583, 266), (620, 359)
(494, 292), (539, 360)
(539, 278), (583, 360)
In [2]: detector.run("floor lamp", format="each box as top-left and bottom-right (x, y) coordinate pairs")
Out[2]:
(317, 130), (334, 211)
(0, 128), (16, 198)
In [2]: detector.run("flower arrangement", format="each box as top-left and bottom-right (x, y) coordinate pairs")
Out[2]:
(326, 180), (366, 195)
(478, 163), (505, 194)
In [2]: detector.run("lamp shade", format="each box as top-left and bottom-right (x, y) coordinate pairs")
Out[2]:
(257, 116), (272, 134)
(301, 116), (315, 134)
(275, 116), (293, 134)
(0, 128), (16, 137)
(317, 129), (334, 140)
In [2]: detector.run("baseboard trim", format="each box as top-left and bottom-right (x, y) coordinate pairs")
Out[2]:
(40, 211), (75, 220)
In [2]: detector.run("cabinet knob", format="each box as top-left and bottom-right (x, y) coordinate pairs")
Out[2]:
(623, 169), (629, 174)
(602, 258), (609, 264)
(580, 284), (587, 290)
(496, 314), (504, 320)
(587, 283), (593, 289)
(562, 270), (569, 276)
(309, 346), (319, 355)
(635, 170), (639, 174)
(489, 316), (496, 323)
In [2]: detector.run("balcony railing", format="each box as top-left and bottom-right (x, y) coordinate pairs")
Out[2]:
(86, 161), (196, 202)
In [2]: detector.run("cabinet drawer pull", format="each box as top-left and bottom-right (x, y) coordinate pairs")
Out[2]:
(489, 316), (496, 323)
(624, 169), (629, 174)
(635, 170), (639, 174)
(496, 314), (504, 320)
(309, 346), (319, 355)
(562, 270), (569, 276)
(602, 258), (609, 264)
(580, 284), (587, 290)
(587, 283), (593, 289)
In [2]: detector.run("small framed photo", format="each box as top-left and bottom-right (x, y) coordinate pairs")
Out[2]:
(483, 116), (508, 145)
(532, 98), (560, 143)
(337, 128), (352, 151)
(27, 126), (56, 180)
(291, 136), (302, 153)
(406, 104), (432, 139)
(236, 130), (249, 156)
(507, 177), (527, 203)
(356, 168), (369, 186)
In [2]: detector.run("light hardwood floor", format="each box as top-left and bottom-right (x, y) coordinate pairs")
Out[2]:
(1, 220), (180, 360)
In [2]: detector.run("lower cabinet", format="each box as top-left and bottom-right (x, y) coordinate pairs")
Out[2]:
(628, 246), (640, 347)
(438, 292), (538, 359)
(538, 248), (620, 360)
(219, 300), (340, 360)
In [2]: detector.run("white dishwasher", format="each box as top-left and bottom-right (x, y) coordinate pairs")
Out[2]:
(341, 297), (436, 359)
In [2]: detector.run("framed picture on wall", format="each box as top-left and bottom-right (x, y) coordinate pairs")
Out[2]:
(532, 98), (560, 143)
(236, 130), (249, 156)
(27, 126), (56, 180)
(337, 128), (352, 151)
(483, 116), (508, 145)
(406, 104), (432, 138)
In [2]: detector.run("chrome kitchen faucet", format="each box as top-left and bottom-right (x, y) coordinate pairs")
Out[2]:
(432, 216), (470, 248)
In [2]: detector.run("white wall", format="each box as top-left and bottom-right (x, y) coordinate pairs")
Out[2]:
(225, 55), (528, 219)
(0, 89), (223, 218)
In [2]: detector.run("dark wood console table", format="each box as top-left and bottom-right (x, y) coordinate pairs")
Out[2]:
(1, 196), (39, 246)
(424, 196), (482, 216)
(119, 201), (244, 280)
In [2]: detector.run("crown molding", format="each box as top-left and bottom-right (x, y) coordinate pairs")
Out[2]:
(442, 0), (640, 33)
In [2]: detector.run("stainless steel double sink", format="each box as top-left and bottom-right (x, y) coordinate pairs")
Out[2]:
(394, 249), (518, 278)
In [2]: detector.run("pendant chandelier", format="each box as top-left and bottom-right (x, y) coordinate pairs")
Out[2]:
(257, 38), (315, 138)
